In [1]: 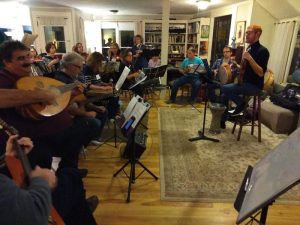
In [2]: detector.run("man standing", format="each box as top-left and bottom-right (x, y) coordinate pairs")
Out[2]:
(221, 25), (269, 118)
(167, 48), (204, 104)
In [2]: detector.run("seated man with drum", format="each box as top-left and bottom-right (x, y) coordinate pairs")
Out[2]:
(207, 46), (239, 103)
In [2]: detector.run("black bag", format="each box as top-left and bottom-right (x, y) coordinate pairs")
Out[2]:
(270, 84), (300, 111)
(52, 168), (97, 225)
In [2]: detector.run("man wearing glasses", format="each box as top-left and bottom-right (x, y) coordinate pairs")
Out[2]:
(221, 24), (269, 127)
(207, 46), (239, 103)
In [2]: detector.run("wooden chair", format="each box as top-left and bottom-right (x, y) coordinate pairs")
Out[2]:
(232, 92), (262, 142)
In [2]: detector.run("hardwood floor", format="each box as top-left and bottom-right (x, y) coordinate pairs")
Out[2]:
(79, 91), (300, 225)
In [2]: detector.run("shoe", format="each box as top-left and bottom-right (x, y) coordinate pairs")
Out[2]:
(90, 139), (104, 146)
(229, 102), (245, 116)
(86, 195), (99, 213)
(220, 121), (226, 129)
(79, 168), (88, 178)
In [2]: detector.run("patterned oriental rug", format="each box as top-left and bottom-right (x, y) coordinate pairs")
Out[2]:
(158, 107), (300, 203)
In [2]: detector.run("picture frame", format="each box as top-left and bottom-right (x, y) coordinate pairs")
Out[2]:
(235, 21), (246, 45)
(201, 25), (210, 38)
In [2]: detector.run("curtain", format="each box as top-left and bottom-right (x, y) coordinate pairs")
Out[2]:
(268, 21), (295, 83)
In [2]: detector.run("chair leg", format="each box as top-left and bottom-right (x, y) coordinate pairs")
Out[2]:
(257, 96), (262, 142)
(251, 96), (256, 135)
(232, 121), (237, 134)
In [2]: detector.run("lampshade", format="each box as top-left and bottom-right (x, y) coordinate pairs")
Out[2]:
(197, 0), (210, 10)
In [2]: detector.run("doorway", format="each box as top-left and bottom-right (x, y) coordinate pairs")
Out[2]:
(210, 15), (232, 65)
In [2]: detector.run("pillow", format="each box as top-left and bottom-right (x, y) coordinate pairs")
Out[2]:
(292, 68), (300, 84)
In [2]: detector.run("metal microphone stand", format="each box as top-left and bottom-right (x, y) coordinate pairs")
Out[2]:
(188, 80), (220, 143)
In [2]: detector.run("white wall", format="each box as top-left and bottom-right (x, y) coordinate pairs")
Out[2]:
(250, 0), (277, 50)
(0, 2), (31, 41)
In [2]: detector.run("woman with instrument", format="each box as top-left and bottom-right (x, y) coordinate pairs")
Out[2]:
(220, 25), (270, 126)
(42, 42), (61, 76)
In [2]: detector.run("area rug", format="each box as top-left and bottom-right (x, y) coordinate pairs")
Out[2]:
(158, 107), (300, 203)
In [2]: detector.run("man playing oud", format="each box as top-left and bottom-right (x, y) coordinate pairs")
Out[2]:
(221, 24), (269, 127)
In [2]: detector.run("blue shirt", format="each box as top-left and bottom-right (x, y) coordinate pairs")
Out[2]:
(181, 57), (204, 76)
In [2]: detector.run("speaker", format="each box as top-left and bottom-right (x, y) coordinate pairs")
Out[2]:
(122, 131), (147, 159)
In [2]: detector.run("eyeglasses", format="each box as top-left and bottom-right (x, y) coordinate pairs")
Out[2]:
(223, 51), (231, 53)
(72, 64), (82, 70)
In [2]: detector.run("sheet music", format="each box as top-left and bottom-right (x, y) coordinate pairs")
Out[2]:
(129, 75), (147, 89)
(115, 66), (130, 91)
(122, 96), (139, 124)
(121, 95), (150, 129)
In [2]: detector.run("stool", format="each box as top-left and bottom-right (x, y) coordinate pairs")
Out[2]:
(232, 93), (262, 142)
(209, 102), (227, 134)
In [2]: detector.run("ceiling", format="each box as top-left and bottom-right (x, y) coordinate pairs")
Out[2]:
(5, 0), (300, 19)
(20, 0), (247, 16)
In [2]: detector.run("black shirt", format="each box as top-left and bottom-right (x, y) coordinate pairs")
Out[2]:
(243, 41), (269, 89)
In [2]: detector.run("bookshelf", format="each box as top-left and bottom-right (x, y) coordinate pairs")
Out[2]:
(143, 18), (210, 67)
(144, 22), (162, 50)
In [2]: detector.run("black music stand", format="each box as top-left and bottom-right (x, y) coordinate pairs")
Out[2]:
(113, 98), (158, 202)
(189, 59), (220, 142)
(235, 128), (300, 225)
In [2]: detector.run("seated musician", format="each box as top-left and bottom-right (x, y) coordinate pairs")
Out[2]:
(72, 42), (89, 63)
(0, 40), (93, 171)
(107, 42), (121, 62)
(54, 52), (107, 146)
(0, 135), (99, 225)
(220, 25), (269, 127)
(116, 48), (145, 97)
(167, 47), (204, 104)
(0, 135), (55, 225)
(82, 51), (118, 120)
(207, 46), (239, 103)
(42, 42), (61, 77)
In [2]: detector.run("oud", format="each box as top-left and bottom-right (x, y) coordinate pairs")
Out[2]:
(16, 76), (81, 120)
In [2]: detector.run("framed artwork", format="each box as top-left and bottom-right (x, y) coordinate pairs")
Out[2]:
(235, 21), (246, 45)
(201, 25), (210, 38)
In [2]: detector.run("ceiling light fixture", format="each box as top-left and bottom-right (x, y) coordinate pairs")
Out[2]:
(109, 9), (119, 14)
(196, 0), (210, 10)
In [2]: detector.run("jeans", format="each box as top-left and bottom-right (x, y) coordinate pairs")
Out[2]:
(221, 82), (260, 106)
(220, 82), (261, 123)
(170, 74), (201, 101)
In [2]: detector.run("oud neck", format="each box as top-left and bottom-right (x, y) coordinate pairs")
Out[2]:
(57, 82), (79, 93)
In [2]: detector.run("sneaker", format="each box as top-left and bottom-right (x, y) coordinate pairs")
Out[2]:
(86, 195), (99, 213)
(90, 139), (104, 146)
(229, 103), (245, 116)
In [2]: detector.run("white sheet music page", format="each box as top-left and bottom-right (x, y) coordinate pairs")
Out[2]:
(122, 96), (139, 127)
(115, 66), (130, 91)
(130, 101), (149, 129)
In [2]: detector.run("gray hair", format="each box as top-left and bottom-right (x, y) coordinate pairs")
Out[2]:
(61, 52), (84, 69)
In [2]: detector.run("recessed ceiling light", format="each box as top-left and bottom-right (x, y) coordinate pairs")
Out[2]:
(109, 9), (119, 14)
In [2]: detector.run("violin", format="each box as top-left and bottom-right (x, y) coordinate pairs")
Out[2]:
(0, 118), (65, 225)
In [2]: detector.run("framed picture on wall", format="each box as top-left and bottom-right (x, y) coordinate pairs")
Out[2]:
(235, 21), (246, 45)
(201, 25), (210, 38)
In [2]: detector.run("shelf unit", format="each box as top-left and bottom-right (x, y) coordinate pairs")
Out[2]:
(143, 18), (210, 67)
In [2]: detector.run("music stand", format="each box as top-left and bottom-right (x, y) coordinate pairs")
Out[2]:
(113, 96), (158, 202)
(235, 128), (300, 225)
(189, 59), (220, 143)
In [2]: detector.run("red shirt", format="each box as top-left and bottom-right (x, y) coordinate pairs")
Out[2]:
(0, 69), (72, 144)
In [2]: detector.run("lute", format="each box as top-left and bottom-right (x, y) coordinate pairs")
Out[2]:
(0, 118), (65, 225)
